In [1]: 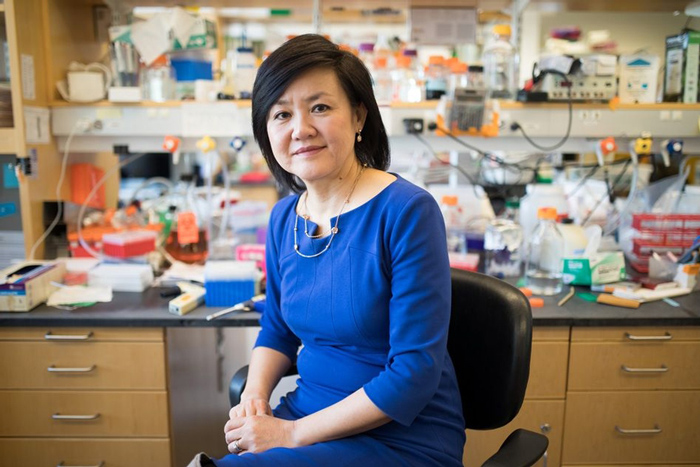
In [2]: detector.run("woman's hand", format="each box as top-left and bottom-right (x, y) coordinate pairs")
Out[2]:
(224, 414), (298, 454)
(229, 396), (273, 419)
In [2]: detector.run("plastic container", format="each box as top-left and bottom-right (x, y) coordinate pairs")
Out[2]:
(233, 47), (257, 99)
(558, 218), (588, 257)
(204, 260), (262, 307)
(525, 207), (564, 296)
(372, 56), (393, 103)
(440, 195), (467, 254)
(519, 184), (569, 243)
(425, 55), (448, 100)
(482, 24), (517, 99)
(102, 230), (157, 258)
(141, 54), (176, 102)
(70, 163), (105, 209)
(392, 50), (424, 103)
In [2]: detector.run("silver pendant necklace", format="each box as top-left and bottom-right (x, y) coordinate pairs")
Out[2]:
(293, 165), (366, 259)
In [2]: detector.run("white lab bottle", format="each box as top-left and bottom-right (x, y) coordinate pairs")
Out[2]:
(558, 218), (588, 257)
(234, 47), (257, 99)
(525, 207), (564, 295)
(482, 24), (517, 99)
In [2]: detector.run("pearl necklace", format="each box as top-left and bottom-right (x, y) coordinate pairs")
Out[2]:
(293, 166), (366, 259)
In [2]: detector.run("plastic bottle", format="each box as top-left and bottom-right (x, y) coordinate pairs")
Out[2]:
(448, 61), (469, 97)
(519, 184), (569, 244)
(234, 47), (257, 99)
(392, 50), (424, 103)
(482, 24), (517, 99)
(467, 64), (485, 90)
(525, 207), (564, 295)
(358, 42), (376, 75)
(558, 218), (588, 257)
(141, 54), (176, 102)
(484, 199), (524, 278)
(440, 195), (467, 254)
(372, 56), (393, 104)
(425, 55), (448, 100)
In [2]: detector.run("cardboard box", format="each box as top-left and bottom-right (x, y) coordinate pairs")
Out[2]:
(663, 31), (700, 103)
(562, 252), (626, 286)
(0, 261), (66, 312)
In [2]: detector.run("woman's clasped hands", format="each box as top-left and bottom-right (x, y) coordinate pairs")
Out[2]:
(225, 396), (299, 455)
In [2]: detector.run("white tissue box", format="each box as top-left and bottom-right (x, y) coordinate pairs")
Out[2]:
(562, 252), (626, 286)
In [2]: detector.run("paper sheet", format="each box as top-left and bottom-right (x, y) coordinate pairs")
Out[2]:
(47, 285), (113, 307)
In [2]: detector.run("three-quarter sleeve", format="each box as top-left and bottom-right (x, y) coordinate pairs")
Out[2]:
(254, 202), (302, 363)
(363, 191), (451, 426)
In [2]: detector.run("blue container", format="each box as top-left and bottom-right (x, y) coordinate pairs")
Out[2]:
(205, 279), (257, 307)
(171, 58), (213, 81)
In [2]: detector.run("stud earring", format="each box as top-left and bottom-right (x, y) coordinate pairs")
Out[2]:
(356, 131), (362, 143)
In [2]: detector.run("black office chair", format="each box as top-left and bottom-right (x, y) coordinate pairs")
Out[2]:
(230, 268), (548, 467)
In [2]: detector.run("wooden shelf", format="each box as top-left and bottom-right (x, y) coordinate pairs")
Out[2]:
(0, 127), (17, 154)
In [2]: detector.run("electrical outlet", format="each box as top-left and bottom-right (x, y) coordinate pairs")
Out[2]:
(403, 118), (424, 134)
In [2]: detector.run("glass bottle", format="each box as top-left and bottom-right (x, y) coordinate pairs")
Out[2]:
(482, 24), (517, 99)
(484, 198), (523, 278)
(525, 207), (564, 295)
(372, 56), (393, 104)
(467, 65), (485, 90)
(425, 55), (448, 100)
(358, 42), (376, 74)
(448, 61), (469, 97)
(392, 50), (424, 103)
(165, 174), (209, 264)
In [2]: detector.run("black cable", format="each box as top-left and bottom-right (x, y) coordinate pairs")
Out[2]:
(510, 69), (573, 152)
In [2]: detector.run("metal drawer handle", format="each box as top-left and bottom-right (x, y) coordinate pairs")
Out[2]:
(57, 462), (104, 467)
(51, 413), (100, 421)
(48, 364), (96, 373)
(44, 331), (94, 341)
(624, 332), (672, 341)
(615, 424), (662, 435)
(621, 364), (669, 373)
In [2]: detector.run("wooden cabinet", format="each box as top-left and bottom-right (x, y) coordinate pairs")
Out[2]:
(0, 327), (172, 466)
(463, 327), (569, 467)
(562, 327), (700, 466)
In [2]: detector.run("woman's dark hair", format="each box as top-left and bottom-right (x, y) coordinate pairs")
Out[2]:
(252, 34), (390, 193)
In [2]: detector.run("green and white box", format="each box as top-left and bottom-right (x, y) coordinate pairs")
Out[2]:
(562, 252), (626, 286)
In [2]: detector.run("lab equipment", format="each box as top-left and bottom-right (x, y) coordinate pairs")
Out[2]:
(525, 207), (565, 295)
(205, 293), (266, 321)
(169, 281), (206, 316)
(482, 24), (517, 99)
(204, 260), (262, 307)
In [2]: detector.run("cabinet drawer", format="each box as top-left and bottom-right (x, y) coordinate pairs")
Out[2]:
(526, 341), (569, 399)
(569, 341), (700, 390)
(0, 391), (169, 437)
(571, 326), (700, 342)
(0, 327), (163, 342)
(464, 400), (565, 467)
(562, 391), (700, 464)
(0, 341), (167, 389)
(0, 438), (171, 467)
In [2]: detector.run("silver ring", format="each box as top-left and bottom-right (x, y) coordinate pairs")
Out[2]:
(232, 439), (243, 453)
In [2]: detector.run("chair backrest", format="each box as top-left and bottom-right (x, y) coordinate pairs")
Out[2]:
(448, 268), (533, 431)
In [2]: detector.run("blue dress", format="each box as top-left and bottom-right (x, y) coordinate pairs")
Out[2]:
(214, 175), (465, 467)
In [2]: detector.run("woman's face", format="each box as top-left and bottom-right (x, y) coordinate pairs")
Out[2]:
(266, 67), (366, 186)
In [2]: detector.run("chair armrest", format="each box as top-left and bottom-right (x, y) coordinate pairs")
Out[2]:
(229, 365), (300, 407)
(482, 428), (549, 467)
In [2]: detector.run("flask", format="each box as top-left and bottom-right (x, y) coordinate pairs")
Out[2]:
(165, 174), (209, 264)
(481, 24), (517, 99)
(425, 55), (448, 100)
(484, 198), (523, 278)
(525, 207), (564, 295)
(440, 195), (467, 254)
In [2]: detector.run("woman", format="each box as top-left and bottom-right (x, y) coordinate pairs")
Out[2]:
(192, 34), (465, 467)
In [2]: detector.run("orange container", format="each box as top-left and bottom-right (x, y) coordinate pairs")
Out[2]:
(70, 163), (105, 209)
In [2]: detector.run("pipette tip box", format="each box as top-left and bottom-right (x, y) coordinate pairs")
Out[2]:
(204, 260), (262, 307)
